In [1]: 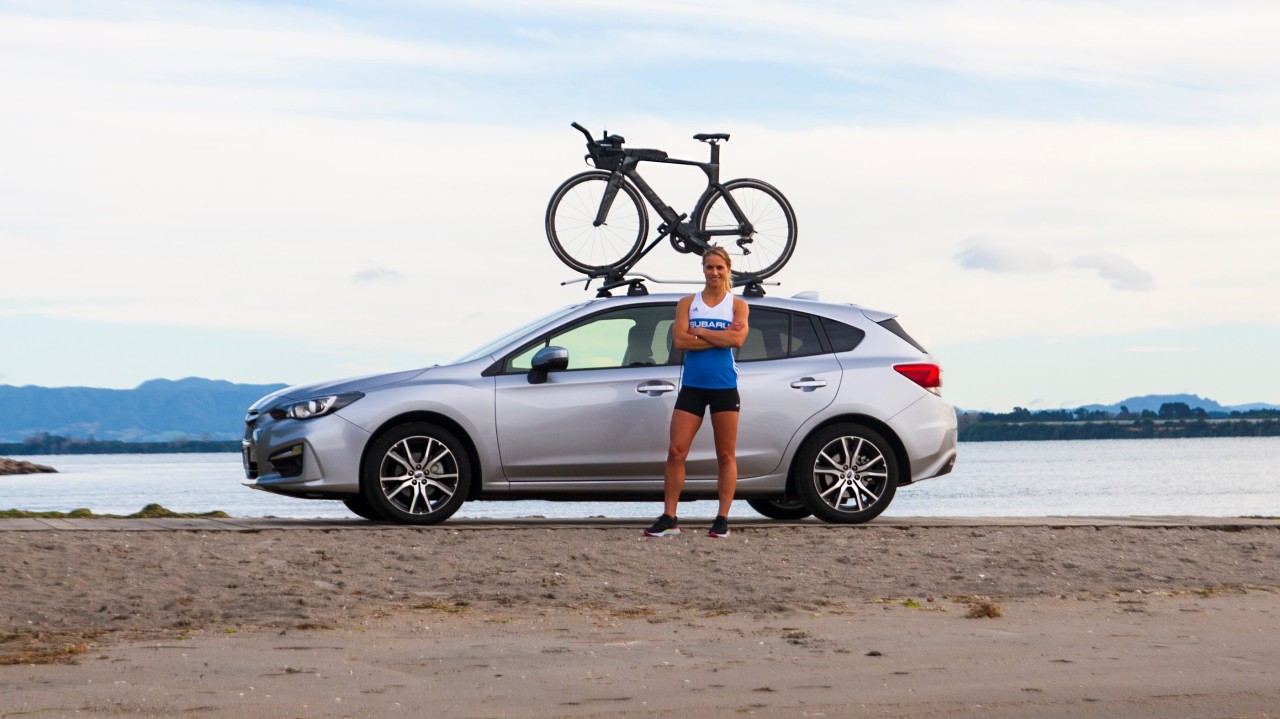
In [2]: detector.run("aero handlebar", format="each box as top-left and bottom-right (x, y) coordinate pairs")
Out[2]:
(571, 122), (595, 145)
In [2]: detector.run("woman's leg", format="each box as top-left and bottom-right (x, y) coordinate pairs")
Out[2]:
(663, 410), (703, 516)
(709, 410), (739, 517)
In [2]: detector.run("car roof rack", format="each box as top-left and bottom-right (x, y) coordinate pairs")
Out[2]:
(561, 272), (778, 298)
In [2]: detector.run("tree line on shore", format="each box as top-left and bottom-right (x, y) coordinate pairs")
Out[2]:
(960, 403), (1280, 441)
(0, 433), (240, 456)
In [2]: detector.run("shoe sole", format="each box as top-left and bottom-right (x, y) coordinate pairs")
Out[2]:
(643, 529), (681, 537)
(707, 530), (730, 538)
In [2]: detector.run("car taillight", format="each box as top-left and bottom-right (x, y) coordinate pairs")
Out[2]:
(894, 363), (942, 395)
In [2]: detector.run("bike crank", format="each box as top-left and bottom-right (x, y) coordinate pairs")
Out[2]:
(668, 222), (706, 255)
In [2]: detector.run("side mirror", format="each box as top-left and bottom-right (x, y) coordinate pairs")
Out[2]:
(528, 346), (569, 384)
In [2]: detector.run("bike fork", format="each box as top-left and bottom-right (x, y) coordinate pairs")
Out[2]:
(592, 172), (626, 227)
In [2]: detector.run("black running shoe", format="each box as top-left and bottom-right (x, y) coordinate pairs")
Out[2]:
(644, 514), (681, 537)
(708, 515), (730, 538)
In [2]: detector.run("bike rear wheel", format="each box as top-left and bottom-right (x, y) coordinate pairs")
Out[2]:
(694, 178), (797, 280)
(546, 170), (648, 274)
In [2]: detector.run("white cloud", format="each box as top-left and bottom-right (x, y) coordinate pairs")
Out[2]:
(0, 11), (513, 76)
(953, 241), (1155, 291)
(352, 267), (406, 285)
(481, 0), (1280, 107)
(955, 238), (1054, 273)
(1070, 254), (1154, 291)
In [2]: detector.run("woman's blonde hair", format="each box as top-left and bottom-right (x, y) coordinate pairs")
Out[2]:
(702, 244), (732, 269)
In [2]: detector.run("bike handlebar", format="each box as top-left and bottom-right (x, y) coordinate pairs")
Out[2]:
(571, 122), (594, 144)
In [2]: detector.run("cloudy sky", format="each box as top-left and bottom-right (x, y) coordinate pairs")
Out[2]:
(2, 0), (1277, 411)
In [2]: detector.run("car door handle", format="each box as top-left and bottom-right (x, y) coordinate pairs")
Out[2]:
(637, 381), (677, 396)
(790, 377), (827, 391)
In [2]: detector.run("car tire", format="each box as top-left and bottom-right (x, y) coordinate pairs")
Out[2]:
(342, 494), (385, 521)
(361, 422), (471, 525)
(746, 497), (812, 520)
(795, 423), (898, 524)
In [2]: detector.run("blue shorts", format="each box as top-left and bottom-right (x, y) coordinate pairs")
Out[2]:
(674, 386), (740, 416)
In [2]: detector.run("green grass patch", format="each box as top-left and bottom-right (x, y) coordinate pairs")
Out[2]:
(0, 503), (229, 519)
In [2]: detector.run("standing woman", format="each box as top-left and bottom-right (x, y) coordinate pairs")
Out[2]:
(645, 246), (749, 538)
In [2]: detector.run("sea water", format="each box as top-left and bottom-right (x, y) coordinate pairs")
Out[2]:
(2, 437), (1277, 519)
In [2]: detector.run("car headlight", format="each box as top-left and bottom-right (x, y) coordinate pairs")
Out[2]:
(269, 392), (364, 421)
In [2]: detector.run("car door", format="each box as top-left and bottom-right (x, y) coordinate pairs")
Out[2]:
(493, 304), (680, 484)
(732, 308), (842, 477)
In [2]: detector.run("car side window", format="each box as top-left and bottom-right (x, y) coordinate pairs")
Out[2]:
(789, 314), (823, 357)
(819, 316), (867, 352)
(737, 309), (824, 362)
(504, 305), (676, 373)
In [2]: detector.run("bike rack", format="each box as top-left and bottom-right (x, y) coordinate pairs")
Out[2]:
(560, 272), (778, 298)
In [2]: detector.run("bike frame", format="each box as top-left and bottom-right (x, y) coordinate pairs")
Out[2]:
(563, 124), (780, 295)
(581, 134), (754, 275)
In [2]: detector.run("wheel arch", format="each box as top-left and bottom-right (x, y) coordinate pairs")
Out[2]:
(785, 413), (911, 495)
(361, 411), (484, 501)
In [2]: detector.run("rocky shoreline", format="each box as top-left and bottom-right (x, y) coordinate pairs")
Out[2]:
(0, 456), (56, 475)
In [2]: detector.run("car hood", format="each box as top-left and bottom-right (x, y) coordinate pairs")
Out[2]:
(248, 368), (429, 411)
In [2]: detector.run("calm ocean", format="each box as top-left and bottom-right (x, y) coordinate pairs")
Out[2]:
(2, 437), (1277, 520)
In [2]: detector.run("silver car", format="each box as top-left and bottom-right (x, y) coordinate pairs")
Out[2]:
(242, 290), (957, 524)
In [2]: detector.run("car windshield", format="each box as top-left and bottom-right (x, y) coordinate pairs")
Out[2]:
(450, 302), (591, 364)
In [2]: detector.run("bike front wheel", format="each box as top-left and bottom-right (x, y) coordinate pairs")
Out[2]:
(546, 170), (649, 274)
(694, 178), (797, 280)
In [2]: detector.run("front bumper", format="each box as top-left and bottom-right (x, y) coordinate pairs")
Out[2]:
(241, 410), (370, 497)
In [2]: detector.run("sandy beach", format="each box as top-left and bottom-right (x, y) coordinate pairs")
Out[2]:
(2, 521), (1278, 717)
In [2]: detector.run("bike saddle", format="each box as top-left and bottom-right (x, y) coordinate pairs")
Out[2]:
(627, 148), (669, 161)
(694, 133), (730, 142)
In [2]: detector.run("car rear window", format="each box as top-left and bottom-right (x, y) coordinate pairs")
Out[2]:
(876, 317), (928, 353)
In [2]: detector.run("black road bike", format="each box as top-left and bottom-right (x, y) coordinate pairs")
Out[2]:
(545, 122), (798, 282)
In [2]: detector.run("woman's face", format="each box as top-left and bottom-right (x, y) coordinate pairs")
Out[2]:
(702, 254), (730, 287)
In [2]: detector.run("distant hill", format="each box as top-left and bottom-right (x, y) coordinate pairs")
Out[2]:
(1077, 394), (1280, 415)
(0, 378), (288, 443)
